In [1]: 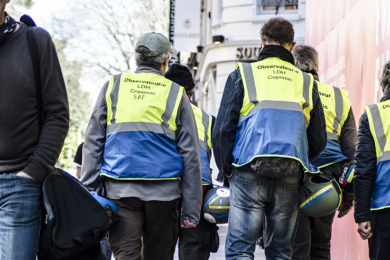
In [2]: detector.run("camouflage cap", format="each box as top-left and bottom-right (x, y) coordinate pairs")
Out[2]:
(135, 32), (178, 57)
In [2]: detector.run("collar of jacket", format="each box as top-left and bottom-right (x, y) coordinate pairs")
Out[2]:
(135, 66), (163, 76)
(258, 45), (295, 65)
(380, 92), (390, 102)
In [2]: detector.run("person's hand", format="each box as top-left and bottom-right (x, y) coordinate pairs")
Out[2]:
(358, 221), (372, 240)
(181, 219), (197, 229)
(16, 171), (34, 180)
(337, 204), (353, 218)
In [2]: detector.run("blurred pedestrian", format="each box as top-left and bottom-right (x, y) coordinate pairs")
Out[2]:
(354, 60), (390, 260)
(0, 1), (69, 259)
(291, 45), (357, 260)
(165, 64), (218, 260)
(81, 32), (202, 260)
(74, 142), (84, 179)
(213, 17), (326, 260)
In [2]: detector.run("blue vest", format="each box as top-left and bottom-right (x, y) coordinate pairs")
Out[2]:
(312, 82), (350, 168)
(232, 60), (320, 174)
(312, 140), (347, 168)
(365, 101), (390, 210)
(191, 104), (213, 185)
(100, 73), (184, 180)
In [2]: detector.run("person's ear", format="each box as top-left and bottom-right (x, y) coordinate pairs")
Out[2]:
(261, 38), (267, 47)
(165, 55), (170, 66)
(290, 42), (297, 52)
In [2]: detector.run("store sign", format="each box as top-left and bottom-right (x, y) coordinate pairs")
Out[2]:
(236, 47), (261, 60)
(169, 0), (201, 52)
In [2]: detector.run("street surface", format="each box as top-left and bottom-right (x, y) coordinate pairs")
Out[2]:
(174, 224), (266, 260)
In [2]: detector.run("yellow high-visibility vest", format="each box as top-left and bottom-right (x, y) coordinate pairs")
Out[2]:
(312, 81), (351, 168)
(101, 72), (185, 180)
(366, 99), (390, 210)
(317, 81), (351, 141)
(233, 57), (319, 173)
(191, 104), (213, 185)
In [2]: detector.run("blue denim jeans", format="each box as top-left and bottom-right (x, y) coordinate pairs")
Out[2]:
(225, 170), (302, 260)
(101, 235), (112, 260)
(0, 172), (41, 260)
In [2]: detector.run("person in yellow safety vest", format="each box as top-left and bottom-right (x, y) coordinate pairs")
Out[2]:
(80, 32), (203, 260)
(354, 61), (390, 260)
(165, 64), (218, 260)
(291, 45), (357, 260)
(213, 17), (327, 260)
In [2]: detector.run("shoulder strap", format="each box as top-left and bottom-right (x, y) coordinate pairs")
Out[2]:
(25, 25), (43, 133)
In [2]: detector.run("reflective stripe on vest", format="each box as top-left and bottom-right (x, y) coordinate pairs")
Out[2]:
(317, 81), (351, 141)
(191, 104), (213, 185)
(106, 73), (182, 140)
(366, 100), (390, 210)
(232, 58), (319, 173)
(312, 82), (351, 168)
(238, 61), (313, 128)
(101, 72), (184, 180)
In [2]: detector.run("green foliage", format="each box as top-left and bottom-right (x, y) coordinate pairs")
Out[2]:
(6, 0), (34, 18)
(55, 39), (91, 169)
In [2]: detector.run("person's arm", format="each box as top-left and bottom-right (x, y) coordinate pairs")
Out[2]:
(22, 27), (69, 182)
(339, 108), (357, 163)
(307, 81), (327, 161)
(336, 108), (358, 216)
(212, 70), (243, 179)
(176, 93), (202, 226)
(80, 82), (108, 188)
(354, 112), (377, 224)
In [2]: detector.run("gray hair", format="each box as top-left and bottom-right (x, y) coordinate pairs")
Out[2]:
(135, 46), (167, 71)
(380, 61), (390, 95)
(292, 45), (319, 75)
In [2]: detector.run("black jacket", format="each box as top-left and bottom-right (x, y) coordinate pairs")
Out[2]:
(354, 93), (390, 223)
(0, 23), (69, 182)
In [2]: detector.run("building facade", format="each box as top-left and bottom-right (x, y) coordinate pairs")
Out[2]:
(192, 0), (306, 116)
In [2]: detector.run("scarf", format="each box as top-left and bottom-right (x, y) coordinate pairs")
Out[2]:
(258, 45), (295, 65)
(0, 12), (17, 44)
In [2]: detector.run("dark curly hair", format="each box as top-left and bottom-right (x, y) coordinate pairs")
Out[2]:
(260, 17), (294, 45)
(380, 61), (390, 95)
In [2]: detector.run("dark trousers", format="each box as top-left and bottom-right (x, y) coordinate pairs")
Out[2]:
(178, 213), (211, 260)
(292, 211), (335, 260)
(368, 208), (390, 260)
(107, 197), (179, 260)
(177, 188), (218, 260)
(178, 207), (216, 260)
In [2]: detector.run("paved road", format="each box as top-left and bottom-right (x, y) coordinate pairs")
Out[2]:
(174, 224), (266, 260)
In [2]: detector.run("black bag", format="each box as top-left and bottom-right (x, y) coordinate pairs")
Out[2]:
(37, 169), (110, 260)
(21, 15), (109, 260)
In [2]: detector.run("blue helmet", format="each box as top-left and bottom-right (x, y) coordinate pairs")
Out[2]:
(90, 191), (119, 223)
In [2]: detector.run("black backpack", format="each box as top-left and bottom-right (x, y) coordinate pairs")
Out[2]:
(37, 169), (110, 260)
(21, 15), (110, 259)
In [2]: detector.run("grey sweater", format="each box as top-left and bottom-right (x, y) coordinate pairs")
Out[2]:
(0, 23), (69, 182)
(81, 67), (202, 224)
